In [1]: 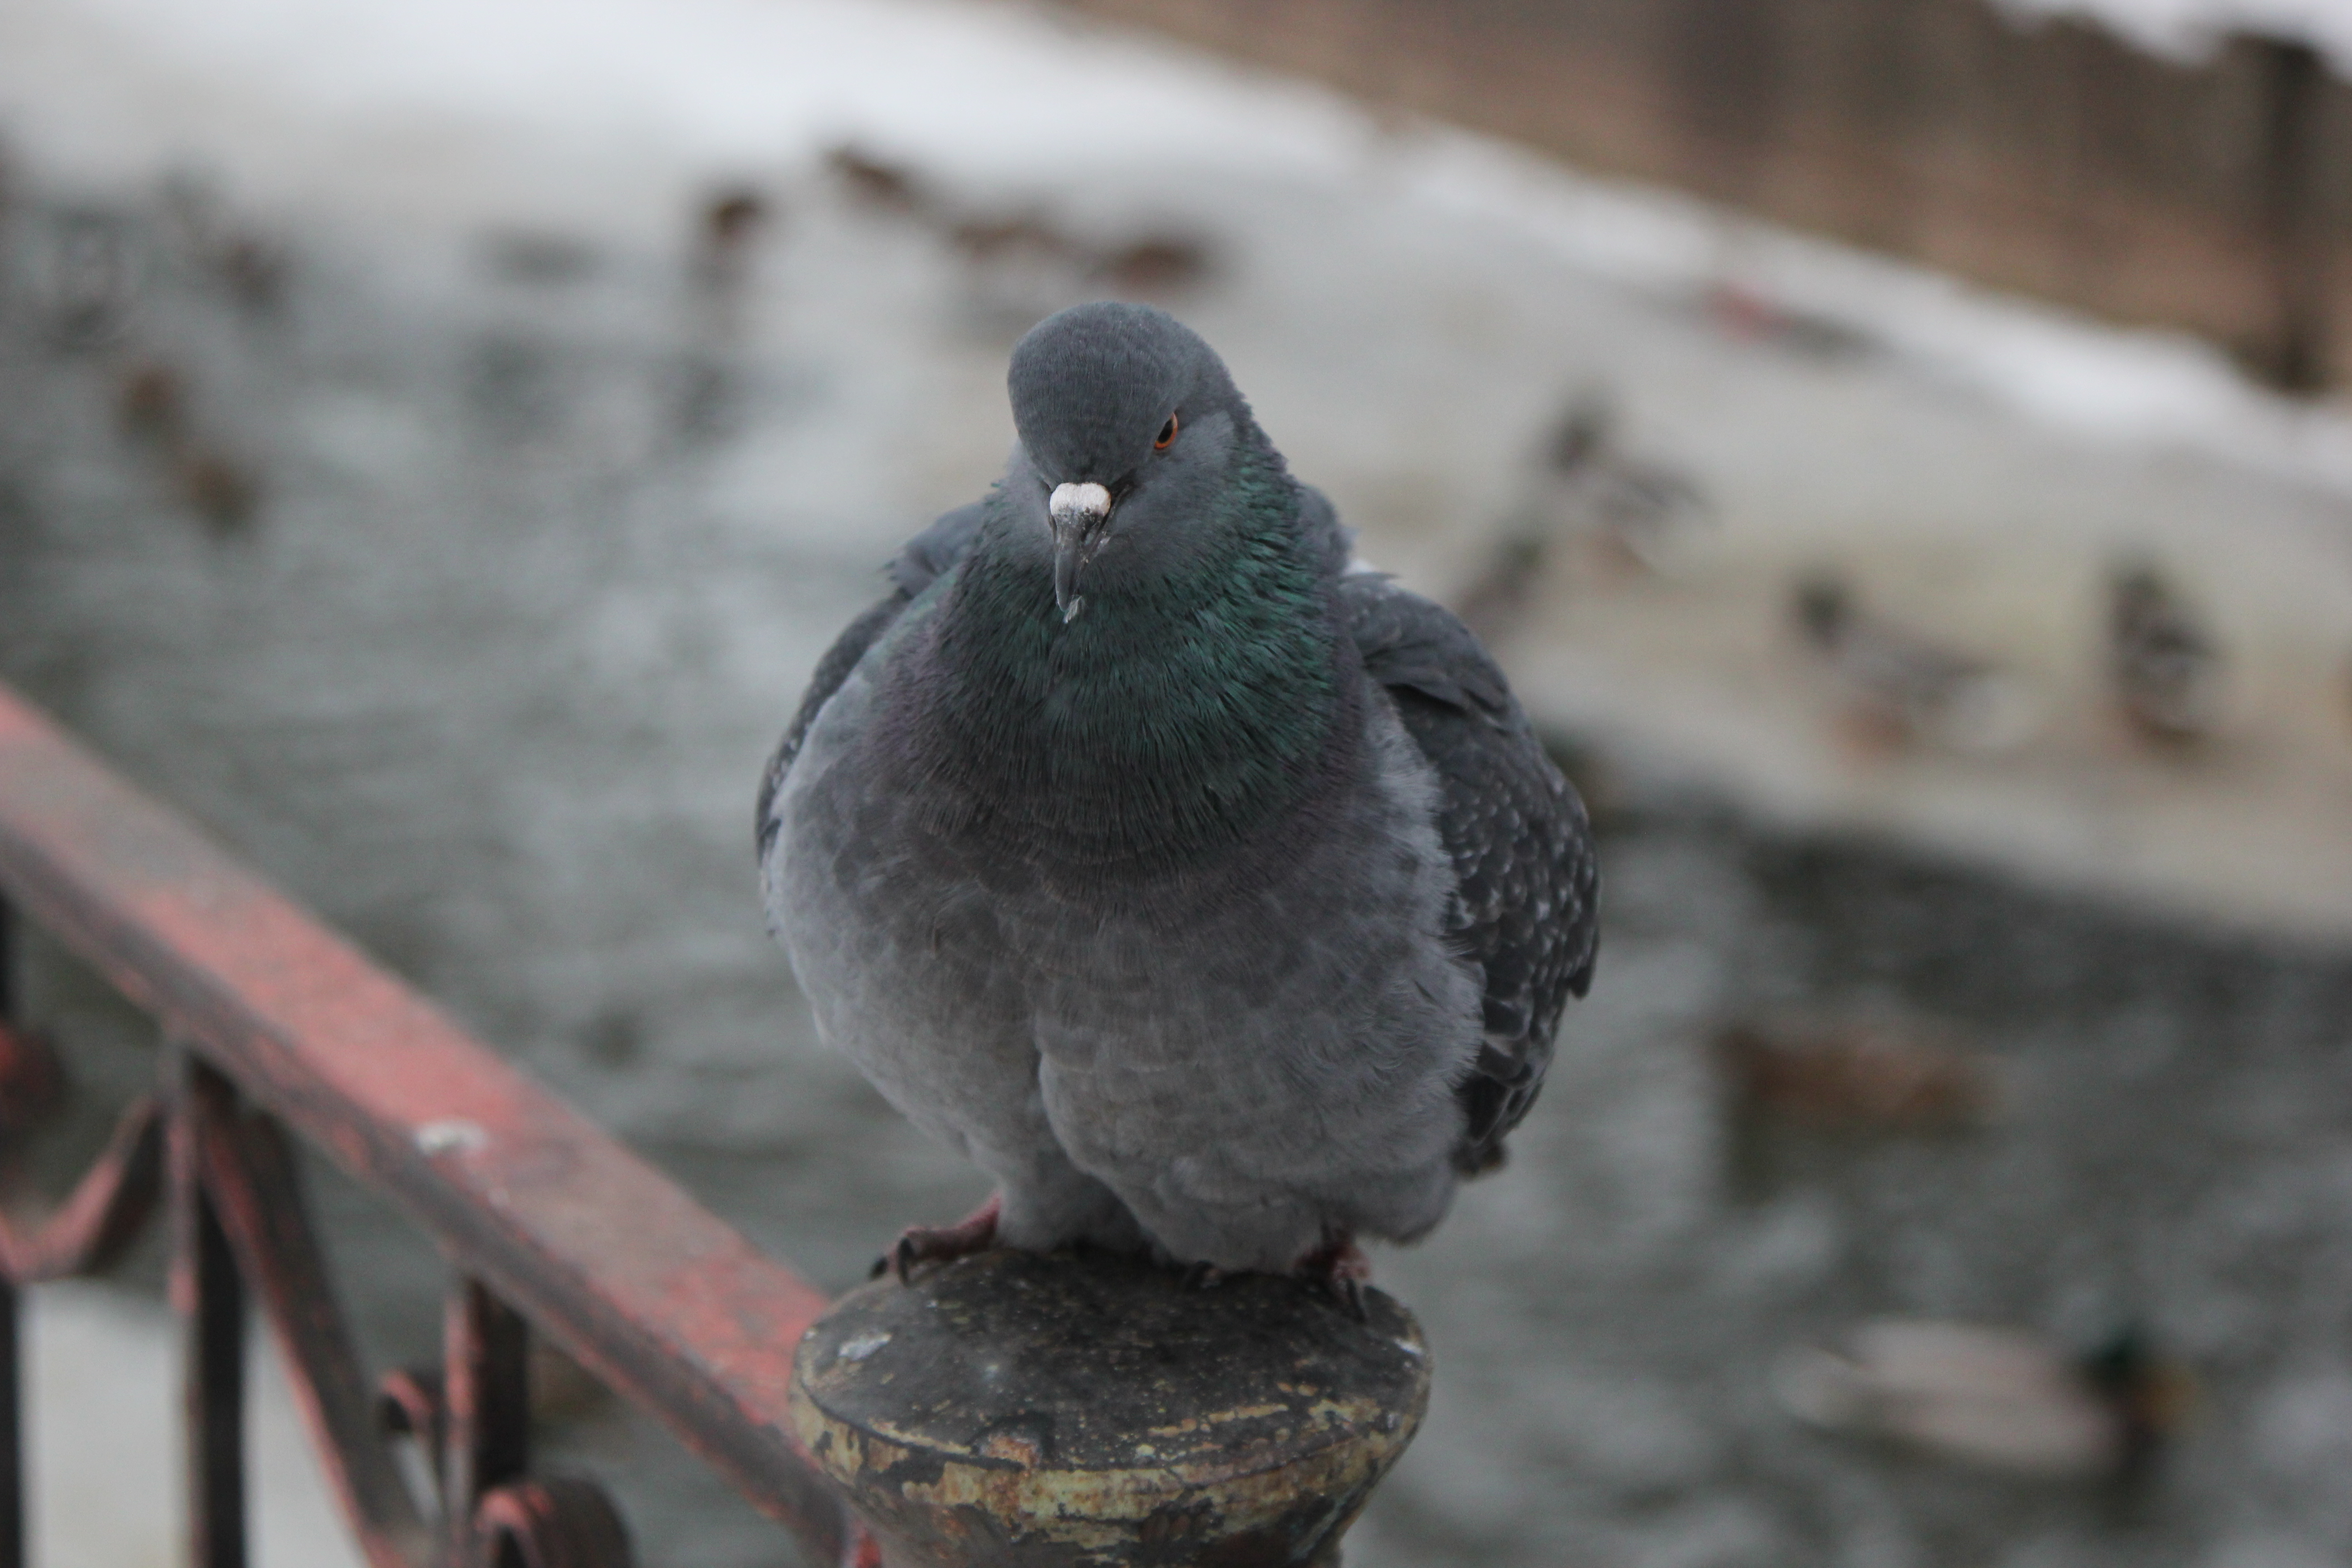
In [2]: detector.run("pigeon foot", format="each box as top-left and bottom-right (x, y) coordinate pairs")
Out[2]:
(1179, 1260), (1225, 1292)
(873, 1193), (1003, 1284)
(1296, 1235), (1372, 1323)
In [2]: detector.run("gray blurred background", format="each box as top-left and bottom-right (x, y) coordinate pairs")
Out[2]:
(4, 0), (2352, 1564)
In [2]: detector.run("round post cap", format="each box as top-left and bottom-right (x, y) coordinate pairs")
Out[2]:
(790, 1250), (1431, 1567)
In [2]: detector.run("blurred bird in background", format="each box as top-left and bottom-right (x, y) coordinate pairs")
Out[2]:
(2106, 558), (2225, 747)
(113, 358), (260, 537)
(1456, 390), (1708, 642)
(822, 141), (1214, 327)
(1775, 1319), (2194, 1480)
(1715, 1015), (1998, 1134)
(158, 168), (287, 313)
(690, 186), (773, 297)
(1791, 573), (2037, 755)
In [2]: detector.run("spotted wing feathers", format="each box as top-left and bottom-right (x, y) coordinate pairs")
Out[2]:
(1339, 573), (1599, 1174)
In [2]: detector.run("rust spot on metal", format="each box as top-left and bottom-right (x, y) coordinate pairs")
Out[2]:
(472, 1476), (635, 1568)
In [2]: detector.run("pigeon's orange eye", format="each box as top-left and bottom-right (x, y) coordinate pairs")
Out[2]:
(1155, 414), (1179, 451)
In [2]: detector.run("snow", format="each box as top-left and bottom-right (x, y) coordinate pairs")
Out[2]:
(2002, 0), (2352, 70)
(1382, 126), (2352, 495)
(8, 0), (1365, 183)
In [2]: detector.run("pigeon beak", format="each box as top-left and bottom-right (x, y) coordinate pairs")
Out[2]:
(1048, 481), (1113, 624)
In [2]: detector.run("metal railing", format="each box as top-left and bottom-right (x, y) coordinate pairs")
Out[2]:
(0, 680), (848, 1567)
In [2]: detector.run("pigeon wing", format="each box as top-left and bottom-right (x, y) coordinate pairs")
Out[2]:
(756, 502), (986, 854)
(1338, 572), (1599, 1174)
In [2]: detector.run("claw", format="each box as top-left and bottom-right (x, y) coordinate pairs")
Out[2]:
(1180, 1260), (1225, 1292)
(1295, 1233), (1372, 1322)
(877, 1194), (1002, 1286)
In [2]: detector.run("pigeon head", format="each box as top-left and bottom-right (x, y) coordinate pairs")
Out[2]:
(1005, 302), (1261, 623)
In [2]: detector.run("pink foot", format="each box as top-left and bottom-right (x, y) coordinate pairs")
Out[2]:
(1295, 1234), (1372, 1322)
(1178, 1259), (1225, 1292)
(873, 1193), (1002, 1284)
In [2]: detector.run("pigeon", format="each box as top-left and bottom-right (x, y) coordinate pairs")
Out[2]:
(758, 303), (1597, 1293)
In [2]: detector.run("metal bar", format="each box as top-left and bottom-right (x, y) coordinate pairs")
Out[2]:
(0, 1097), (163, 1282)
(0, 1276), (19, 1568)
(172, 1049), (247, 1568)
(375, 1367), (447, 1511)
(0, 683), (843, 1560)
(196, 1089), (429, 1568)
(0, 896), (21, 1568)
(442, 1279), (529, 1559)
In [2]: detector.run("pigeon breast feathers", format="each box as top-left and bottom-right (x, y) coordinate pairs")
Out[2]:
(762, 500), (1599, 1179)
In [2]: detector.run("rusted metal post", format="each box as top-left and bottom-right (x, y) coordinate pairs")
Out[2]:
(172, 1048), (247, 1568)
(0, 1272), (16, 1568)
(443, 1277), (530, 1555)
(791, 1251), (1431, 1568)
(197, 1098), (429, 1568)
(0, 894), (20, 1568)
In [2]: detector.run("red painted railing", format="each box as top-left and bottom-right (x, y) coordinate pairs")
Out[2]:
(0, 681), (848, 1567)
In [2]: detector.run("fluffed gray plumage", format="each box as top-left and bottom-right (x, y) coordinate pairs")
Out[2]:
(758, 303), (1597, 1275)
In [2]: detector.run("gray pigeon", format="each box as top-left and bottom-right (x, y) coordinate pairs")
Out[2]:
(758, 303), (1597, 1291)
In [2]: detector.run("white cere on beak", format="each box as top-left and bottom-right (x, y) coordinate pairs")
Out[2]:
(1049, 481), (1112, 528)
(1048, 482), (1113, 626)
